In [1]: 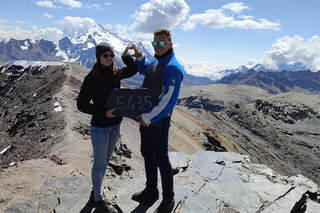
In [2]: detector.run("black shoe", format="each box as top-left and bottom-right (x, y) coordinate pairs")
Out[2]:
(154, 199), (175, 213)
(94, 200), (118, 213)
(131, 187), (159, 202)
(90, 189), (95, 201)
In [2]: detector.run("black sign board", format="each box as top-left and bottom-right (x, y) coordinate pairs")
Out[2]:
(105, 88), (158, 120)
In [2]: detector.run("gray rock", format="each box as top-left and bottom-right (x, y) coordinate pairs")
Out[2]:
(5, 151), (318, 213)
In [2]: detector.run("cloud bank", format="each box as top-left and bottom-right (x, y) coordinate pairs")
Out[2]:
(60, 16), (96, 38)
(58, 0), (82, 8)
(35, 1), (57, 8)
(179, 58), (232, 80)
(0, 26), (63, 43)
(182, 35), (320, 81)
(130, 0), (190, 33)
(260, 35), (320, 71)
(1, 0), (319, 77)
(181, 2), (280, 31)
(1, 1), (280, 42)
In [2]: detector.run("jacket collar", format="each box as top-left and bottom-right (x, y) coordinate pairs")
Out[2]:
(155, 48), (173, 60)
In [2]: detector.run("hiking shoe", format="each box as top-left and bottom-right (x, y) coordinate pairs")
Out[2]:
(154, 199), (175, 213)
(131, 187), (159, 202)
(94, 200), (118, 213)
(90, 189), (95, 201)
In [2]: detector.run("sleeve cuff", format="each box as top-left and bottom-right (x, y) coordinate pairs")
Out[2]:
(141, 114), (151, 125)
(136, 54), (144, 61)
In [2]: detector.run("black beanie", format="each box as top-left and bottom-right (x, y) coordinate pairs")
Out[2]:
(96, 42), (114, 61)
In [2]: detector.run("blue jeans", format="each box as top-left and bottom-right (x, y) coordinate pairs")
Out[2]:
(90, 124), (120, 202)
(139, 116), (174, 201)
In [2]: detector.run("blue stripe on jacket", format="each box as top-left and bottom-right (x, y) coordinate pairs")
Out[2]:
(136, 52), (184, 125)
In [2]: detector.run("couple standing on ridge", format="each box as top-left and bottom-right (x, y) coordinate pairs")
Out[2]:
(77, 29), (184, 213)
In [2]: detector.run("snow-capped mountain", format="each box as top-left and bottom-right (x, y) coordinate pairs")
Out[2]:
(0, 24), (313, 85)
(0, 25), (213, 86)
(57, 24), (153, 69)
(251, 62), (309, 72)
(222, 62), (309, 77)
(224, 65), (248, 75)
(0, 38), (64, 62)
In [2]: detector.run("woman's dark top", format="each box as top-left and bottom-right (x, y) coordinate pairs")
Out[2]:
(77, 55), (138, 127)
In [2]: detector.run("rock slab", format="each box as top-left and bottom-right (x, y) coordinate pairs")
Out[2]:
(4, 151), (320, 213)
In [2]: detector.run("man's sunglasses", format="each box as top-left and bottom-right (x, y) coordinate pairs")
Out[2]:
(103, 52), (115, 58)
(151, 41), (167, 47)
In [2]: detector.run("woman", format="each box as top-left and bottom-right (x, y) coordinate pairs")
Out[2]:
(77, 42), (138, 213)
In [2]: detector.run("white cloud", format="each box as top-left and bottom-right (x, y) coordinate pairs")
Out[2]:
(60, 16), (96, 38)
(222, 2), (250, 14)
(0, 16), (94, 43)
(36, 1), (57, 8)
(244, 58), (258, 68)
(0, 26), (63, 43)
(91, 4), (102, 10)
(130, 0), (190, 33)
(16, 21), (29, 24)
(105, 2), (112, 5)
(58, 0), (82, 8)
(230, 18), (280, 30)
(31, 25), (63, 42)
(0, 25), (12, 29)
(182, 9), (233, 31)
(178, 57), (232, 80)
(0, 27), (29, 41)
(260, 35), (320, 71)
(182, 2), (280, 31)
(44, 13), (54, 19)
(114, 25), (131, 39)
(238, 15), (255, 20)
(128, 30), (155, 53)
(0, 19), (10, 24)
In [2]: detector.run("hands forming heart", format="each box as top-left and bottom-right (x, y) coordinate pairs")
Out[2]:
(122, 44), (142, 58)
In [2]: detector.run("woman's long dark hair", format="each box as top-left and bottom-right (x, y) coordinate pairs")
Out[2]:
(92, 61), (120, 80)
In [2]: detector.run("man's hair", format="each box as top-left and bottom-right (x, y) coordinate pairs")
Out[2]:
(153, 29), (172, 41)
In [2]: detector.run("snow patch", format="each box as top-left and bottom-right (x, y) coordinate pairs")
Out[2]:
(54, 102), (62, 112)
(4, 60), (65, 70)
(0, 146), (10, 155)
(20, 41), (30, 50)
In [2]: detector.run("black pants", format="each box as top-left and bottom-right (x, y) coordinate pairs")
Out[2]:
(139, 116), (174, 200)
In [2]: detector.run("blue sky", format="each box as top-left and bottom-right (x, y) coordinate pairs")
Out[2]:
(1, 0), (320, 79)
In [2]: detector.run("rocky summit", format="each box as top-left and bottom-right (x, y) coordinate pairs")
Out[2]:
(0, 61), (320, 212)
(3, 151), (320, 213)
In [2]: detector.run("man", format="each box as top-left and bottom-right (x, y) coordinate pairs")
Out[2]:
(130, 29), (184, 213)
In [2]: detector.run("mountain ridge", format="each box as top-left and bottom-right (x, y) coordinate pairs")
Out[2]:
(0, 24), (214, 86)
(0, 61), (320, 212)
(216, 69), (320, 94)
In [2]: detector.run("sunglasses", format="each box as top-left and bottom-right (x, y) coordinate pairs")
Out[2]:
(102, 52), (115, 58)
(151, 41), (167, 47)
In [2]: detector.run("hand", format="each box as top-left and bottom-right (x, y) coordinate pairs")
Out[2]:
(122, 45), (131, 57)
(106, 108), (116, 118)
(122, 44), (142, 58)
(136, 115), (148, 127)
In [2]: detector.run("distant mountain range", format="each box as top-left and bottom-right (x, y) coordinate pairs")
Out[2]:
(0, 39), (64, 62)
(216, 68), (320, 94)
(0, 24), (213, 86)
(0, 24), (318, 90)
(251, 62), (309, 72)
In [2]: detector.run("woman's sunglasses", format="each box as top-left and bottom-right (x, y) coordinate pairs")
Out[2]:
(103, 52), (115, 58)
(151, 41), (167, 47)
